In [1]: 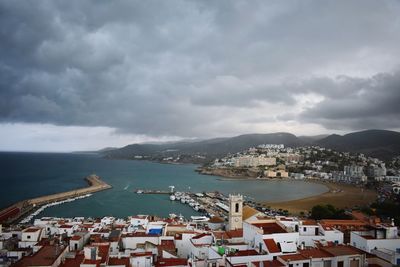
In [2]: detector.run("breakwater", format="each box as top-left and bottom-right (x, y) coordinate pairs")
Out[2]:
(0, 174), (111, 224)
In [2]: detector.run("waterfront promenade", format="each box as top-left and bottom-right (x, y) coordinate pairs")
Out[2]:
(0, 174), (112, 223)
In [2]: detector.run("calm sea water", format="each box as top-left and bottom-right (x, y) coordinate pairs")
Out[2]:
(0, 152), (328, 218)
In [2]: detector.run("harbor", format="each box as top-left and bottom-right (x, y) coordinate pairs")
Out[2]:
(135, 186), (231, 219)
(0, 174), (112, 224)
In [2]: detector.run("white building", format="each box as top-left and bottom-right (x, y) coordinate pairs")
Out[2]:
(233, 156), (276, 167)
(350, 224), (400, 265)
(19, 228), (43, 248)
(243, 219), (299, 256)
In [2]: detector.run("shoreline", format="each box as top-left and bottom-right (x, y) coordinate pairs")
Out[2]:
(263, 180), (377, 214)
(197, 167), (377, 214)
(0, 174), (112, 224)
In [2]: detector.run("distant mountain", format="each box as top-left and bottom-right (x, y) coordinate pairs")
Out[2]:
(316, 129), (400, 160)
(103, 132), (304, 161)
(102, 129), (400, 162)
(98, 147), (119, 152)
(298, 134), (329, 144)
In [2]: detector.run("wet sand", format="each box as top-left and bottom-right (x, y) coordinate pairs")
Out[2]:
(263, 180), (377, 214)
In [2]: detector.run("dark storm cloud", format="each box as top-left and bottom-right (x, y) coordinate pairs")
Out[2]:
(1, 0), (400, 137)
(299, 71), (400, 130)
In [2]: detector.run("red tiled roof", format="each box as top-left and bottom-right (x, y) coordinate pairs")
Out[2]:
(97, 244), (110, 263)
(301, 220), (318, 226)
(320, 219), (367, 226)
(321, 245), (363, 257)
(60, 225), (73, 228)
(251, 223), (287, 234)
(299, 248), (333, 259)
(192, 233), (211, 239)
(71, 235), (82, 241)
(13, 245), (67, 267)
(156, 258), (187, 267)
(253, 260), (285, 267)
(263, 239), (280, 253)
(278, 254), (308, 262)
(228, 250), (260, 257)
(108, 257), (131, 266)
(124, 232), (158, 237)
(208, 216), (225, 223)
(158, 240), (176, 254)
(212, 231), (229, 240)
(131, 252), (152, 257)
(226, 229), (243, 238)
(60, 252), (84, 267)
(82, 259), (101, 266)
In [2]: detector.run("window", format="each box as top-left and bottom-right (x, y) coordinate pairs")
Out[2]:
(289, 264), (293, 267)
(303, 227), (307, 231)
(338, 261), (344, 267)
(235, 203), (239, 213)
(27, 235), (31, 239)
(304, 263), (309, 267)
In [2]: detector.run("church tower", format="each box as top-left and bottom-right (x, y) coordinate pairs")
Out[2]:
(228, 194), (243, 230)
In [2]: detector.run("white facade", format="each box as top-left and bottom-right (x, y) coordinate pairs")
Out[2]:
(350, 228), (400, 265)
(228, 194), (243, 231)
(233, 156), (276, 167)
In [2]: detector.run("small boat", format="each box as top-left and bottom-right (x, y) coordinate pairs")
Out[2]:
(170, 195), (176, 201)
(136, 190), (143, 194)
(190, 216), (210, 222)
(181, 198), (186, 204)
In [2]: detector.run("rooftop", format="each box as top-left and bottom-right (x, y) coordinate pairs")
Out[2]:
(228, 249), (260, 257)
(299, 248), (333, 259)
(156, 258), (187, 267)
(321, 245), (363, 257)
(108, 257), (130, 266)
(264, 239), (280, 253)
(252, 222), (287, 234)
(253, 260), (285, 267)
(13, 245), (67, 267)
(243, 206), (260, 221)
(278, 253), (308, 262)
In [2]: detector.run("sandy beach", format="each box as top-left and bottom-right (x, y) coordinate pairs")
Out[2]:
(263, 180), (377, 214)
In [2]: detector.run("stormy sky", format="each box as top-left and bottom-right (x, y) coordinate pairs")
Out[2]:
(1, 1), (400, 151)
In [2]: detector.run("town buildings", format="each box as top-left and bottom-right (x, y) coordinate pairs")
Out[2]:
(1, 193), (398, 267)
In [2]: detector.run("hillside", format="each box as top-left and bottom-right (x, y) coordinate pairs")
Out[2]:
(316, 129), (400, 160)
(103, 132), (304, 161)
(103, 129), (400, 162)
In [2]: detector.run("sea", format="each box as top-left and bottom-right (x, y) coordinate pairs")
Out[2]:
(0, 152), (328, 218)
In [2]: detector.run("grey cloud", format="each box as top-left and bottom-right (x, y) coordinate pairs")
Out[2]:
(1, 0), (400, 138)
(299, 71), (400, 129)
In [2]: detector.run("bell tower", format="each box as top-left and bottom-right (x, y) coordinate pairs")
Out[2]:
(228, 194), (243, 230)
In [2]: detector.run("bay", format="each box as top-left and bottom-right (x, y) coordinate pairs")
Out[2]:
(0, 152), (328, 218)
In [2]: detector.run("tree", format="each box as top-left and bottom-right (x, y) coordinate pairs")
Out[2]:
(310, 204), (350, 220)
